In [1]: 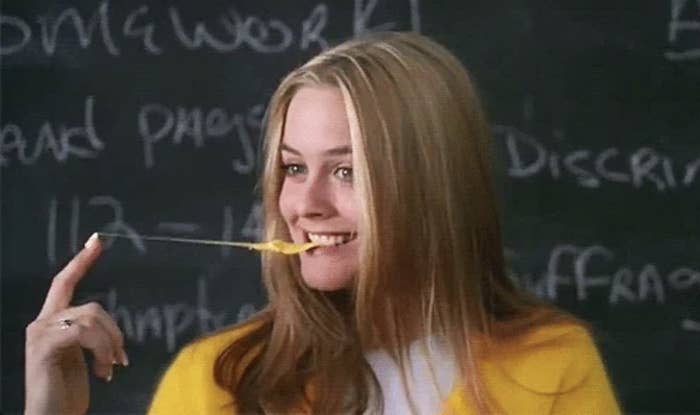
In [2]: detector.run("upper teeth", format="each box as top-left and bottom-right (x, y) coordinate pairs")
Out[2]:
(307, 232), (353, 246)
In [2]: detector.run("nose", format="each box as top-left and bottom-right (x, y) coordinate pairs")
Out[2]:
(294, 174), (335, 219)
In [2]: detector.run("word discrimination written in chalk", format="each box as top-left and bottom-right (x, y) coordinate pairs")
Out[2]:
(494, 125), (700, 192)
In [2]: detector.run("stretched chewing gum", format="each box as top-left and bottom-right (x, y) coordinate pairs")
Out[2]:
(227, 240), (319, 254)
(97, 233), (319, 255)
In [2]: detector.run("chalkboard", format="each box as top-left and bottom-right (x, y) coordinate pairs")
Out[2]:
(2, 1), (699, 413)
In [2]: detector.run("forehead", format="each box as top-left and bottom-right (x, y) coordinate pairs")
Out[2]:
(282, 86), (351, 152)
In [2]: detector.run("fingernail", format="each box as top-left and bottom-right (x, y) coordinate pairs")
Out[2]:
(106, 372), (113, 382)
(84, 232), (99, 249)
(121, 349), (130, 367)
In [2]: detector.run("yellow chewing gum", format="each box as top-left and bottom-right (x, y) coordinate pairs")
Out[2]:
(227, 239), (319, 254)
(97, 233), (319, 255)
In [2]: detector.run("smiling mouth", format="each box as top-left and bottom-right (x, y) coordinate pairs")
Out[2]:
(305, 231), (357, 247)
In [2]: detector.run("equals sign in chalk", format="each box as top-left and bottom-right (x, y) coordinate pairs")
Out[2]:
(155, 222), (201, 234)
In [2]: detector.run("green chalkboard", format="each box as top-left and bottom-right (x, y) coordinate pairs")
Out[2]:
(2, 1), (698, 413)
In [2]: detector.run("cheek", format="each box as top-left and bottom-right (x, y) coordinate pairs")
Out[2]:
(278, 184), (294, 223)
(340, 189), (360, 223)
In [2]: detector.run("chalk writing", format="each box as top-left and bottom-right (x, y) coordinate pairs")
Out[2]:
(221, 205), (235, 258)
(682, 319), (700, 331)
(137, 102), (263, 173)
(0, 96), (104, 167)
(353, 0), (421, 36)
(169, 6), (295, 53)
(0, 14), (31, 55)
(354, 0), (397, 35)
(46, 195), (142, 264)
(241, 201), (264, 241)
(0, 1), (350, 57)
(46, 196), (261, 264)
(37, 1), (119, 56)
(666, 0), (700, 61)
(301, 4), (329, 51)
(236, 302), (258, 322)
(507, 243), (700, 305)
(494, 125), (700, 191)
(123, 5), (162, 55)
(104, 276), (258, 352)
(91, 196), (146, 251)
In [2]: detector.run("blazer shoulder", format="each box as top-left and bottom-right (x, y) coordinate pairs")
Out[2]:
(147, 318), (268, 414)
(485, 322), (604, 393)
(185, 317), (267, 360)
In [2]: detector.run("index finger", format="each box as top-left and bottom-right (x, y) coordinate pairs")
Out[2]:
(37, 233), (103, 319)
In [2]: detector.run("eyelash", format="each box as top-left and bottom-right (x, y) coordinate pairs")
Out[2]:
(281, 163), (306, 176)
(280, 164), (353, 182)
(334, 166), (353, 182)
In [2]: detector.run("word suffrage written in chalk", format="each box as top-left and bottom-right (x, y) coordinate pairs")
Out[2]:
(508, 243), (700, 305)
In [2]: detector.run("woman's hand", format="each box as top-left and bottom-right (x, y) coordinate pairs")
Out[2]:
(25, 233), (129, 415)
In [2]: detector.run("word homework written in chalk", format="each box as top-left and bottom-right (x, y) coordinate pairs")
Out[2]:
(0, 0), (420, 58)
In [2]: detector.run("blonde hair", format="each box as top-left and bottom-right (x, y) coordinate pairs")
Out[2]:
(214, 31), (565, 413)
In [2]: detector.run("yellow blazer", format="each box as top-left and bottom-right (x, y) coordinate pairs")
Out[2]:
(148, 320), (620, 414)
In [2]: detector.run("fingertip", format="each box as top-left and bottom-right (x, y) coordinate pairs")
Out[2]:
(114, 348), (129, 367)
(121, 348), (130, 367)
(84, 232), (100, 250)
(97, 363), (113, 382)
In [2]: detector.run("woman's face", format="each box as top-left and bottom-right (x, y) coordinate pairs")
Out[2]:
(278, 86), (360, 291)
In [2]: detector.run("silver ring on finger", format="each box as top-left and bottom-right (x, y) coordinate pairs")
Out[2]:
(58, 318), (75, 330)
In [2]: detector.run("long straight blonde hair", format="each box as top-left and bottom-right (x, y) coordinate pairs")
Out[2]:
(214, 31), (565, 414)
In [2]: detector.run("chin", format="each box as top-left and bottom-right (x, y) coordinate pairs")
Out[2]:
(301, 270), (354, 291)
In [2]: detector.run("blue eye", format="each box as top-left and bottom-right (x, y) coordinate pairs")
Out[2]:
(334, 166), (353, 182)
(282, 163), (306, 176)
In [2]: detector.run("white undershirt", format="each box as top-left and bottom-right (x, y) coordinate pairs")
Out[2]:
(363, 336), (457, 414)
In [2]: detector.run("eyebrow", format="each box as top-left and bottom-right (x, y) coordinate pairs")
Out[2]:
(280, 143), (352, 157)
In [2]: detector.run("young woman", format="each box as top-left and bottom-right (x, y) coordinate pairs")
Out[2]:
(25, 32), (620, 414)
